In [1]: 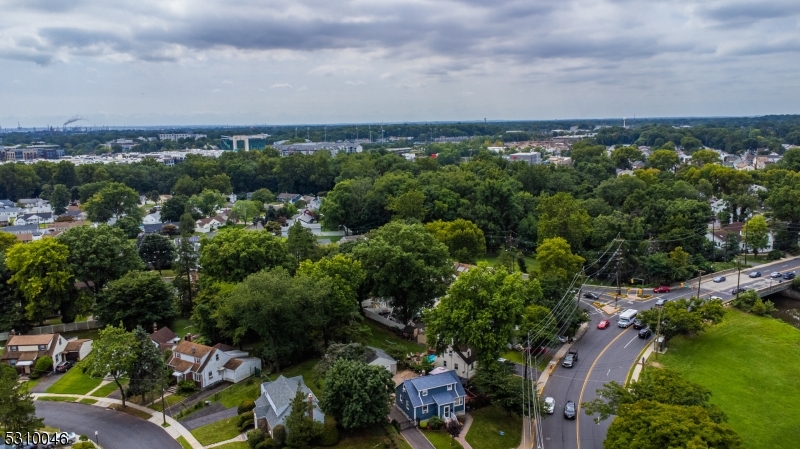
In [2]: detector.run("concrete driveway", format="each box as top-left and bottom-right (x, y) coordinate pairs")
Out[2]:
(30, 372), (64, 393)
(36, 401), (181, 449)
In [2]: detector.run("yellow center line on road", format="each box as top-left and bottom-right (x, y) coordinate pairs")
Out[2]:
(576, 328), (632, 449)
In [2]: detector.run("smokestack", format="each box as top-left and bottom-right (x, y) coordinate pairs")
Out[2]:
(153, 322), (158, 333)
(308, 394), (314, 420)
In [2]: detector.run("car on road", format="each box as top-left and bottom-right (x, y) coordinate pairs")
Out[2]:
(784, 272), (796, 280)
(655, 298), (669, 307)
(55, 361), (74, 373)
(771, 271), (782, 278)
(564, 401), (577, 419)
(497, 358), (508, 364)
(653, 285), (671, 293)
(731, 287), (747, 295)
(632, 318), (645, 329)
(749, 271), (762, 278)
(638, 327), (652, 339)
(544, 397), (555, 414)
(597, 319), (610, 329)
(562, 350), (578, 368)
(713, 276), (726, 282)
(583, 292), (600, 300)
(709, 296), (722, 301)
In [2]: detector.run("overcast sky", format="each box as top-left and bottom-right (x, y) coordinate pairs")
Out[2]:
(2, 0), (800, 127)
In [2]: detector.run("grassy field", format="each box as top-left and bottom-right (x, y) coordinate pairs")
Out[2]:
(171, 317), (196, 337)
(422, 429), (464, 449)
(477, 254), (539, 273)
(79, 398), (98, 405)
(361, 320), (425, 355)
(36, 396), (76, 402)
(190, 416), (241, 446)
(334, 425), (412, 449)
(90, 381), (124, 398)
(465, 405), (522, 449)
(500, 351), (551, 371)
(659, 309), (800, 449)
(61, 328), (100, 341)
(177, 436), (192, 449)
(212, 442), (249, 449)
(108, 403), (153, 420)
(149, 393), (186, 412)
(214, 379), (262, 408)
(46, 368), (102, 395)
(272, 358), (321, 396)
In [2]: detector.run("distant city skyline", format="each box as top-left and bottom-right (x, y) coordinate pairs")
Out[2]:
(2, 0), (800, 126)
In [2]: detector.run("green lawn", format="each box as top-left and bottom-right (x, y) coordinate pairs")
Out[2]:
(79, 398), (98, 405)
(177, 436), (192, 449)
(422, 429), (464, 449)
(190, 416), (241, 446)
(61, 328), (101, 341)
(334, 425), (412, 449)
(171, 317), (196, 337)
(477, 254), (538, 273)
(271, 358), (322, 396)
(500, 351), (551, 371)
(46, 367), (102, 395)
(361, 320), (425, 355)
(214, 379), (262, 409)
(36, 396), (76, 402)
(212, 442), (249, 449)
(465, 406), (522, 449)
(90, 381), (124, 398)
(659, 309), (800, 449)
(149, 393), (186, 412)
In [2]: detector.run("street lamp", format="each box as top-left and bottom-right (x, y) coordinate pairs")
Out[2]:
(94, 431), (99, 447)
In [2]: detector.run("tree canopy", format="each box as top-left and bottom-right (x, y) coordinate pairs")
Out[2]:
(199, 228), (293, 283)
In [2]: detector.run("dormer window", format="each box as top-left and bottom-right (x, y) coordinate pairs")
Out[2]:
(38, 345), (47, 351)
(447, 384), (453, 391)
(421, 390), (428, 396)
(9, 346), (17, 352)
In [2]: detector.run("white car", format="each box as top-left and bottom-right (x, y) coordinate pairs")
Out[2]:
(771, 271), (782, 278)
(544, 397), (555, 414)
(709, 296), (722, 301)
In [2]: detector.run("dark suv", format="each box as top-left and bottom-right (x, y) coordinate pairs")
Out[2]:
(55, 361), (74, 373)
(632, 319), (645, 330)
(783, 272), (796, 280)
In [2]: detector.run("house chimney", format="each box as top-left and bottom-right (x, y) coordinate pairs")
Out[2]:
(153, 322), (158, 333)
(10, 329), (15, 336)
(308, 394), (314, 420)
(191, 347), (196, 354)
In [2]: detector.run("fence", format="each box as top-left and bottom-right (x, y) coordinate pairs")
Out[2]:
(27, 320), (101, 336)
(363, 309), (405, 330)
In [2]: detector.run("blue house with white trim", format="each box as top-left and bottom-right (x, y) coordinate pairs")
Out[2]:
(395, 370), (467, 422)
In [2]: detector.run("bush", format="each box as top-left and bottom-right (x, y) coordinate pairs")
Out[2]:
(272, 424), (286, 447)
(255, 439), (275, 449)
(177, 380), (197, 395)
(240, 419), (255, 432)
(28, 372), (41, 380)
(428, 416), (444, 430)
(79, 435), (89, 441)
(239, 399), (256, 415)
(72, 442), (95, 449)
(419, 420), (428, 429)
(247, 429), (264, 448)
(767, 249), (783, 261)
(35, 356), (53, 374)
(239, 410), (255, 426)
(317, 421), (340, 447)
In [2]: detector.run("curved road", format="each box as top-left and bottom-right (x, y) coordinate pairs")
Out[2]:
(541, 256), (800, 449)
(36, 402), (181, 449)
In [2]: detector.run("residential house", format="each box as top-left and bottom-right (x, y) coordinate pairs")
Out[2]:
(196, 216), (225, 233)
(0, 333), (69, 374)
(433, 346), (477, 380)
(64, 206), (88, 221)
(142, 222), (180, 235)
(366, 347), (397, 375)
(0, 224), (40, 235)
(63, 339), (93, 362)
(167, 339), (261, 389)
(277, 193), (302, 204)
(46, 220), (88, 234)
(150, 326), (180, 352)
(395, 370), (467, 423)
(143, 211), (161, 224)
(0, 206), (22, 225)
(337, 235), (366, 245)
(254, 375), (324, 436)
(0, 200), (14, 208)
(15, 212), (53, 226)
(17, 198), (47, 209)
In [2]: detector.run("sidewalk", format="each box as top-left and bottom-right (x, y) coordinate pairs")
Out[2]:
(454, 414), (473, 449)
(32, 393), (204, 449)
(629, 340), (658, 383)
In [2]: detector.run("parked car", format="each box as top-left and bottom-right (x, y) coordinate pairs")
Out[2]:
(55, 361), (74, 373)
(632, 318), (645, 330)
(713, 276), (726, 283)
(597, 319), (610, 329)
(749, 271), (762, 278)
(544, 397), (555, 414)
(653, 285), (671, 293)
(709, 296), (722, 301)
(655, 298), (669, 307)
(583, 292), (599, 300)
(731, 287), (747, 295)
(783, 272), (796, 280)
(638, 327), (652, 339)
(557, 335), (569, 343)
(770, 271), (782, 278)
(564, 401), (577, 419)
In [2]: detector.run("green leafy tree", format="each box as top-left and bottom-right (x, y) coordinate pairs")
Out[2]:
(162, 195), (190, 222)
(50, 183), (70, 215)
(128, 326), (169, 405)
(232, 199), (263, 224)
(5, 239), (73, 324)
(647, 149), (680, 171)
(352, 222), (453, 322)
(179, 212), (196, 235)
(386, 189), (427, 221)
(472, 364), (529, 416)
(536, 192), (591, 250)
(59, 224), (143, 296)
(0, 365), (44, 434)
(425, 264), (526, 367)
(425, 219), (487, 264)
(610, 146), (645, 170)
(250, 188), (276, 205)
(313, 343), (367, 379)
(83, 182), (143, 222)
(91, 324), (138, 407)
(690, 149), (721, 166)
(285, 389), (322, 449)
(138, 233), (174, 274)
(518, 304), (558, 347)
(189, 189), (226, 217)
(114, 215), (143, 239)
(320, 359), (395, 430)
(97, 271), (176, 331)
(0, 233), (16, 254)
(319, 177), (373, 231)
(199, 228), (293, 283)
(0, 254), (27, 333)
(680, 136), (704, 152)
(173, 236), (199, 315)
(742, 215), (769, 256)
(637, 298), (723, 341)
(297, 255), (366, 345)
(287, 221), (318, 265)
(536, 237), (585, 285)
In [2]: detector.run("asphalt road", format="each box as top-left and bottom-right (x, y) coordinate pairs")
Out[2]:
(35, 402), (181, 449)
(540, 256), (800, 449)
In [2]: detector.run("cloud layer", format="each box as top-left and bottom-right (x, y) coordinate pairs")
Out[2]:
(1, 0), (800, 125)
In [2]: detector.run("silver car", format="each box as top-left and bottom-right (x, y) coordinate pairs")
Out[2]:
(544, 397), (555, 414)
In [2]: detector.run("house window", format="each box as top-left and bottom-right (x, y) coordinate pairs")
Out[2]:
(406, 402), (410, 410)
(195, 357), (201, 364)
(38, 345), (47, 351)
(422, 405), (428, 414)
(443, 361), (447, 367)
(9, 346), (17, 352)
(455, 397), (463, 406)
(421, 390), (428, 396)
(208, 371), (213, 379)
(454, 363), (459, 371)
(447, 384), (453, 391)
(402, 385), (406, 392)
(448, 350), (453, 356)
(215, 354), (219, 361)
(399, 397), (403, 404)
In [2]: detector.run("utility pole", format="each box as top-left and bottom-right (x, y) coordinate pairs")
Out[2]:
(743, 220), (749, 267)
(653, 304), (664, 359)
(615, 239), (623, 308)
(736, 252), (742, 301)
(696, 270), (705, 299)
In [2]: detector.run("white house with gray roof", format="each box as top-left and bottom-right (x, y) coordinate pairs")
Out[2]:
(254, 375), (324, 436)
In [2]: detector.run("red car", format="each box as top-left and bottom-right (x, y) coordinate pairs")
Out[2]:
(653, 285), (671, 293)
(597, 319), (610, 329)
